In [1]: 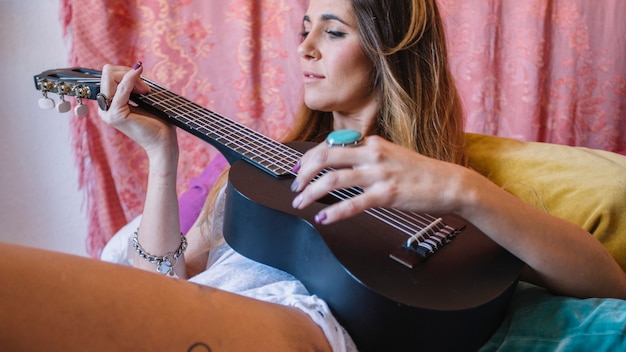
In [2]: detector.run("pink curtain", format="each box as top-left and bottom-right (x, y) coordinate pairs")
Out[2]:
(60, 0), (308, 257)
(59, 0), (626, 257)
(439, 0), (626, 150)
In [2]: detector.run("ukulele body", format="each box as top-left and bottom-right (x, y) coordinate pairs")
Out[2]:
(223, 142), (523, 352)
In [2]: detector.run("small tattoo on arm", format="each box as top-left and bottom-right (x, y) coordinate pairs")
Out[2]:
(188, 342), (211, 352)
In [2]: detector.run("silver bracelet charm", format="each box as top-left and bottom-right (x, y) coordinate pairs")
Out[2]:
(131, 230), (187, 277)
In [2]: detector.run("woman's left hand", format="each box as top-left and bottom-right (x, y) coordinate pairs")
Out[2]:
(291, 136), (472, 224)
(291, 137), (626, 300)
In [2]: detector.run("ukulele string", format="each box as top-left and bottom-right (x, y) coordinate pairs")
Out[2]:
(140, 79), (449, 246)
(142, 80), (298, 174)
(326, 179), (448, 246)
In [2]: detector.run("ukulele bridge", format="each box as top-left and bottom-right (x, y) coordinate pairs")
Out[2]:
(389, 217), (465, 269)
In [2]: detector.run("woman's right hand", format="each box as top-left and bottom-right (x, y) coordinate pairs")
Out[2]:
(97, 62), (179, 159)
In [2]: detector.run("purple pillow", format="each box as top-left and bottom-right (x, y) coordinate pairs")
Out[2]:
(178, 154), (228, 234)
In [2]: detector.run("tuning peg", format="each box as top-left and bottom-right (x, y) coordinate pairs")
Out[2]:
(38, 91), (55, 110)
(56, 95), (71, 113)
(74, 97), (89, 117)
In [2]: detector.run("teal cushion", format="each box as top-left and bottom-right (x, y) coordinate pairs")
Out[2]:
(480, 282), (626, 351)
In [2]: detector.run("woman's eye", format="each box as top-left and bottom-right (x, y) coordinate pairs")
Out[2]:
(299, 28), (346, 41)
(325, 30), (346, 38)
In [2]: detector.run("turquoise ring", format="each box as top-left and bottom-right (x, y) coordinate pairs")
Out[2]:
(326, 129), (363, 148)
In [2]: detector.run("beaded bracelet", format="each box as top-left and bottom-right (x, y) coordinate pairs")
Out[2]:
(131, 230), (187, 277)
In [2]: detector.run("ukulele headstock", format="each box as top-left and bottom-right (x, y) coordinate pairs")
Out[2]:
(33, 68), (102, 116)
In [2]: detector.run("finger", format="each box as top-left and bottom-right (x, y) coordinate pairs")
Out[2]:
(292, 141), (370, 192)
(109, 64), (144, 111)
(100, 64), (131, 97)
(98, 64), (131, 122)
(292, 167), (372, 210)
(99, 63), (149, 103)
(312, 192), (375, 225)
(309, 172), (411, 224)
(128, 61), (150, 94)
(100, 65), (146, 126)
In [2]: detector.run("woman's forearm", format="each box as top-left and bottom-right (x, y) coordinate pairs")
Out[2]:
(133, 145), (187, 278)
(96, 64), (188, 278)
(458, 170), (626, 299)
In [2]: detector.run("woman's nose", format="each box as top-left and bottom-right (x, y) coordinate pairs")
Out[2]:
(297, 37), (320, 60)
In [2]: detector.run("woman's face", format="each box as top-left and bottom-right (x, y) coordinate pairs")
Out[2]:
(298, 0), (379, 131)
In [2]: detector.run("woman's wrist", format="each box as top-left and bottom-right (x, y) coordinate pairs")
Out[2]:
(451, 169), (495, 221)
(146, 144), (180, 178)
(132, 229), (187, 277)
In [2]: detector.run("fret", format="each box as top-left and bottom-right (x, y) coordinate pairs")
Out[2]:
(146, 89), (165, 98)
(161, 103), (191, 114)
(187, 114), (223, 134)
(174, 103), (206, 117)
(137, 86), (295, 176)
(144, 89), (171, 100)
(243, 140), (283, 168)
(218, 126), (245, 145)
(142, 95), (177, 108)
(161, 100), (195, 114)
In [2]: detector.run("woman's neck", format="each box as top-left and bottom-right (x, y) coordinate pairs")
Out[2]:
(331, 98), (381, 135)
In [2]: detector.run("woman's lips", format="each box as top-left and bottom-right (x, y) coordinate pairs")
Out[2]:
(303, 71), (325, 82)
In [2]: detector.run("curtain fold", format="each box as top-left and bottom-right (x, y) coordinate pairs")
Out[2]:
(59, 0), (626, 257)
(439, 0), (626, 150)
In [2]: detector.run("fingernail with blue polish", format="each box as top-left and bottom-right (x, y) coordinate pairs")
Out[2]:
(290, 180), (299, 192)
(133, 61), (143, 70)
(314, 212), (327, 224)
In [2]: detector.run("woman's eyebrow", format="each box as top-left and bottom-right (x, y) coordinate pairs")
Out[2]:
(302, 14), (349, 25)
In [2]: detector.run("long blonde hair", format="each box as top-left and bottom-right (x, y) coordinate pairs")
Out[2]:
(286, 0), (467, 165)
(199, 0), (466, 249)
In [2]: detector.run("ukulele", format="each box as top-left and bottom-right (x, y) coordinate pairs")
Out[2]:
(34, 67), (523, 352)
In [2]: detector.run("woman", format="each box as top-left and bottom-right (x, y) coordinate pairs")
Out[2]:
(2, 0), (625, 351)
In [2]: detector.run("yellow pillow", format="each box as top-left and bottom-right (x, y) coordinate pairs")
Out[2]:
(466, 133), (626, 272)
